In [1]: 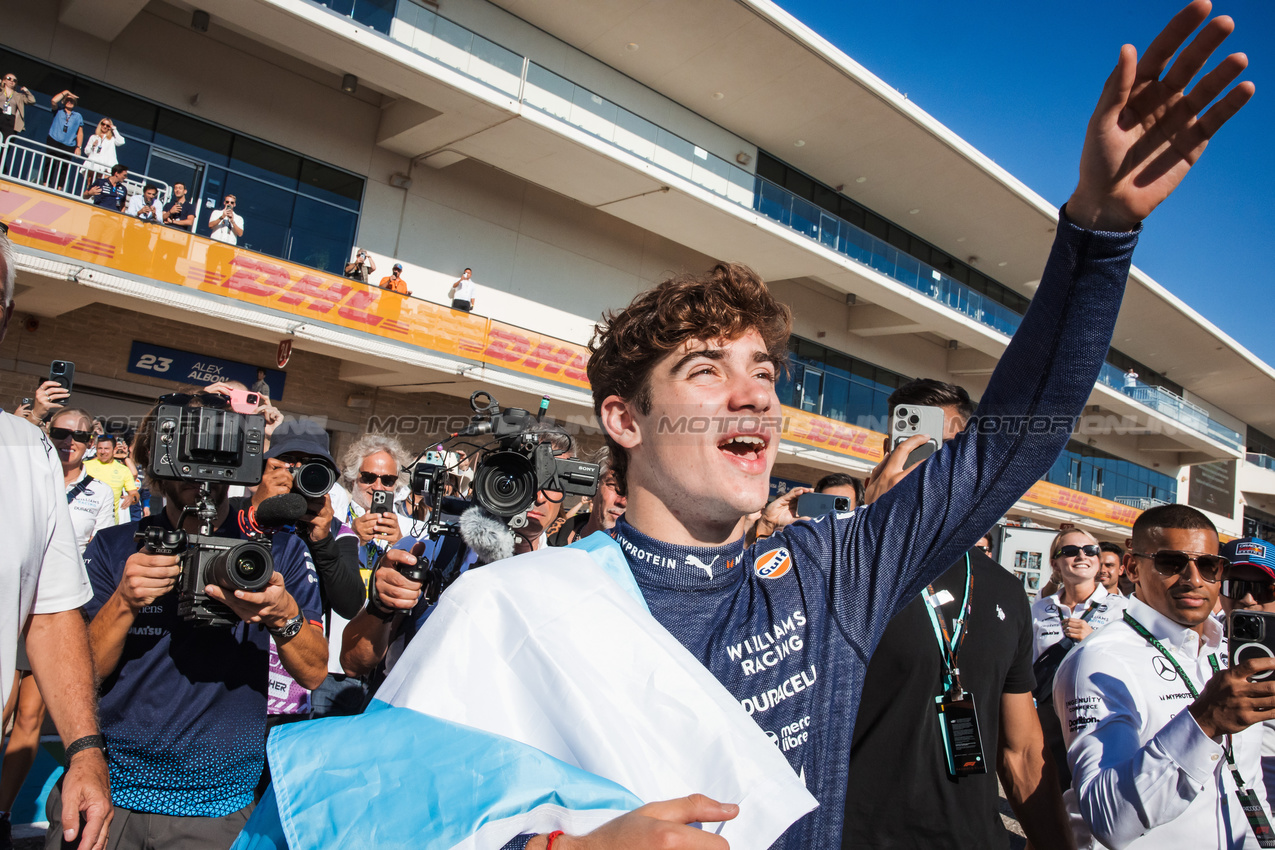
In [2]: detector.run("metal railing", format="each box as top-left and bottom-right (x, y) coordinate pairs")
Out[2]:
(1116, 496), (1171, 510)
(0, 135), (171, 208)
(1248, 453), (1275, 473)
(1095, 362), (1242, 449)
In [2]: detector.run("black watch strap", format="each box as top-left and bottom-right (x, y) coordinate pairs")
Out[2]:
(65, 734), (107, 760)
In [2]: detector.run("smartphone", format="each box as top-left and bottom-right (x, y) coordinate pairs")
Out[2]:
(796, 492), (851, 518)
(19, 397), (33, 409)
(219, 387), (261, 415)
(1228, 610), (1275, 680)
(49, 360), (75, 393)
(890, 404), (945, 469)
(369, 490), (393, 515)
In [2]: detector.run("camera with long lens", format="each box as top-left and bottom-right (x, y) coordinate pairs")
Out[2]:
(290, 460), (337, 498)
(143, 394), (273, 626)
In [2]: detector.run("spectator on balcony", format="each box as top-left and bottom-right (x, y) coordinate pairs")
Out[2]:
(209, 195), (244, 246)
(1123, 367), (1139, 390)
(125, 184), (163, 223)
(83, 163), (129, 212)
(44, 92), (84, 190)
(82, 118), (125, 179)
(448, 267), (476, 312)
(378, 263), (408, 295)
(0, 73), (35, 141)
(344, 247), (376, 284)
(161, 181), (196, 231)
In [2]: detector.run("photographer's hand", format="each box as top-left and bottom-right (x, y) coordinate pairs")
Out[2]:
(305, 494), (334, 542)
(374, 553), (424, 611)
(120, 551), (181, 611)
(207, 574), (328, 688)
(752, 487), (812, 541)
(251, 458), (295, 509)
(341, 543), (425, 677)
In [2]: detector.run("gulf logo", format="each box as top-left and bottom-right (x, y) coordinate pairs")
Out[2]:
(754, 547), (793, 580)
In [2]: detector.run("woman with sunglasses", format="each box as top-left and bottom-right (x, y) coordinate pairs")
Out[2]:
(0, 73), (34, 141)
(1029, 528), (1129, 787)
(81, 117), (125, 179)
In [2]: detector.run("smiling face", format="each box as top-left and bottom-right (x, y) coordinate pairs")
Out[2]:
(50, 410), (91, 468)
(1128, 527), (1221, 635)
(353, 450), (398, 510)
(1097, 549), (1124, 592)
(606, 328), (779, 545)
(1052, 530), (1100, 589)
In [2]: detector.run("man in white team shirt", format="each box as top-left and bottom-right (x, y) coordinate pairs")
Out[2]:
(1057, 504), (1275, 849)
(50, 408), (117, 551)
(0, 224), (112, 847)
(448, 267), (476, 312)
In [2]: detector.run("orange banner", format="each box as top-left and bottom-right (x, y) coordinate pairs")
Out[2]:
(0, 180), (590, 390)
(1021, 479), (1140, 528)
(780, 406), (886, 464)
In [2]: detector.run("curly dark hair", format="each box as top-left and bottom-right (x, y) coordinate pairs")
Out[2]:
(587, 262), (792, 494)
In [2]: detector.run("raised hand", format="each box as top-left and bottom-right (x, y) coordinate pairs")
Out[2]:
(1068, 0), (1254, 232)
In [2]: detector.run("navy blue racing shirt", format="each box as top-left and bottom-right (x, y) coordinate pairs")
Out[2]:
(83, 512), (322, 817)
(611, 211), (1139, 848)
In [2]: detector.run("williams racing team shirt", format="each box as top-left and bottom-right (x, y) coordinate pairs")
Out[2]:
(1055, 597), (1267, 849)
(609, 211), (1139, 848)
(83, 513), (322, 817)
(1030, 582), (1128, 662)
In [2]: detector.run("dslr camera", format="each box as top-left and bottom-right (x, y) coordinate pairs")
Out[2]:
(140, 393), (272, 626)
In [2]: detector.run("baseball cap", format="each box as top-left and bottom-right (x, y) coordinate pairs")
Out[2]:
(265, 418), (337, 469)
(1222, 537), (1275, 582)
(393, 263), (403, 271)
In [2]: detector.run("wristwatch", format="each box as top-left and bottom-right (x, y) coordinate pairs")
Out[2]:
(268, 611), (305, 640)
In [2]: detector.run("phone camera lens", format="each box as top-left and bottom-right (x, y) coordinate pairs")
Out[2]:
(909, 414), (920, 425)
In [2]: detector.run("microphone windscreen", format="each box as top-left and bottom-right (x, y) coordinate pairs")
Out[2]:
(459, 505), (515, 564)
(256, 492), (309, 528)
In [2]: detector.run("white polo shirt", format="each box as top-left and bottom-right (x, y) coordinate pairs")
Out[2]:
(0, 414), (94, 710)
(209, 208), (244, 245)
(452, 275), (475, 304)
(65, 468), (117, 552)
(1031, 583), (1128, 661)
(1056, 596), (1267, 849)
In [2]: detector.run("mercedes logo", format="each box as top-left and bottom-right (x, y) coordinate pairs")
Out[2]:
(1152, 656), (1177, 682)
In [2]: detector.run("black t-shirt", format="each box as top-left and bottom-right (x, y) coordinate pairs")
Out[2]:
(163, 198), (196, 230)
(842, 551), (1034, 849)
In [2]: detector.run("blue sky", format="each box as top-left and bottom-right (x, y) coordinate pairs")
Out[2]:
(776, 0), (1274, 369)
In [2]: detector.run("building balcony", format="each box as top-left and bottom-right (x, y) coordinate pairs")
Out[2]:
(5, 173), (1145, 531)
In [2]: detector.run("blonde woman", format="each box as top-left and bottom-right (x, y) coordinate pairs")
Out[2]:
(82, 117), (124, 178)
(1030, 527), (1128, 786)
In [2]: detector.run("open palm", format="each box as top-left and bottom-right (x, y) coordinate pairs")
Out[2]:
(1069, 0), (1254, 231)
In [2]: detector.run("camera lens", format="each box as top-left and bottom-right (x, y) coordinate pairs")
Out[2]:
(294, 461), (336, 498)
(1233, 613), (1263, 643)
(473, 450), (536, 517)
(207, 541), (274, 593)
(909, 414), (920, 425)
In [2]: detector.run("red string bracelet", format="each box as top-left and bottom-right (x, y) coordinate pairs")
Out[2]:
(544, 831), (565, 850)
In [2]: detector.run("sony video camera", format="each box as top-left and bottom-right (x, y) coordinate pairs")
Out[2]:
(141, 393), (272, 626)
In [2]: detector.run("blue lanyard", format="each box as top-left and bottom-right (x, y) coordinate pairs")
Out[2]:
(922, 555), (972, 699)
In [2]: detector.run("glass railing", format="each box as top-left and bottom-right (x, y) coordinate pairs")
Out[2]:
(306, 0), (753, 203)
(1249, 453), (1275, 473)
(753, 176), (1023, 337)
(1096, 362), (1242, 449)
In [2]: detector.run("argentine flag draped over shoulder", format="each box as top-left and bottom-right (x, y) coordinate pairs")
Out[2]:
(234, 533), (816, 850)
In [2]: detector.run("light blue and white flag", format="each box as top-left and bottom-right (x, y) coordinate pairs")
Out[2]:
(234, 533), (816, 850)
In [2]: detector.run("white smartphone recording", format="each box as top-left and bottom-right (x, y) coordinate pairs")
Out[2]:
(890, 404), (945, 469)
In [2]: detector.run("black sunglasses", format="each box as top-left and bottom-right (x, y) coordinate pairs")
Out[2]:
(358, 471), (398, 487)
(1222, 578), (1275, 604)
(1134, 549), (1229, 584)
(1053, 544), (1100, 560)
(49, 426), (91, 443)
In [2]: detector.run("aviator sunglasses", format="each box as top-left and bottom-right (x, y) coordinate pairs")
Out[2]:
(1134, 549), (1229, 584)
(358, 471), (398, 487)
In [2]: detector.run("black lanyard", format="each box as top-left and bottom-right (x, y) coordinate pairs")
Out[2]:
(922, 554), (972, 700)
(1124, 612), (1275, 846)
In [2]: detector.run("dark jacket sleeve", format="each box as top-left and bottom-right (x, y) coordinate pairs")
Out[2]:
(307, 533), (366, 620)
(780, 208), (1139, 656)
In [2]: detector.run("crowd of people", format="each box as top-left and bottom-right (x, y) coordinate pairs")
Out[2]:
(1, 4), (1270, 850)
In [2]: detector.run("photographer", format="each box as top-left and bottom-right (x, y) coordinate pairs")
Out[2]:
(343, 248), (376, 284)
(238, 419), (366, 718)
(65, 392), (325, 847)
